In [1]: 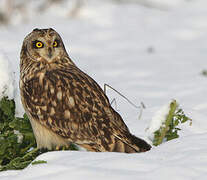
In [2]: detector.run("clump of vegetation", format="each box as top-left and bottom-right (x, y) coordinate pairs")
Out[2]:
(0, 97), (39, 171)
(202, 70), (207, 76)
(0, 97), (78, 171)
(153, 100), (192, 146)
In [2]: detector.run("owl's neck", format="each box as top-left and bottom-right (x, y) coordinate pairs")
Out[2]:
(20, 55), (77, 82)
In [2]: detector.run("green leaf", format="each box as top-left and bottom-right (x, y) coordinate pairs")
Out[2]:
(32, 160), (47, 165)
(0, 97), (15, 118)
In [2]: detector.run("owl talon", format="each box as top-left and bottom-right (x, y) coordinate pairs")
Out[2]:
(55, 146), (61, 151)
(62, 145), (70, 151)
(55, 145), (69, 151)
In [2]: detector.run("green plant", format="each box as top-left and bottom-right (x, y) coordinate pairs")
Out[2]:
(153, 100), (192, 146)
(202, 70), (207, 76)
(0, 97), (39, 171)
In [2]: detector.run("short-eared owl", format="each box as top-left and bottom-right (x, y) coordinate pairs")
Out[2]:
(20, 28), (151, 153)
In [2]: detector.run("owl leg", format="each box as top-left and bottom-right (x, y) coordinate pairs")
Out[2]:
(54, 143), (79, 151)
(55, 145), (69, 151)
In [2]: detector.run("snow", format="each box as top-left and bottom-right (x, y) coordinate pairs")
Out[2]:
(0, 52), (14, 100)
(1, 0), (207, 179)
(146, 101), (171, 141)
(13, 130), (23, 144)
(1, 134), (207, 180)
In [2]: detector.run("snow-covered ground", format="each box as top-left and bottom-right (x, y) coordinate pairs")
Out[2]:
(0, 0), (207, 179)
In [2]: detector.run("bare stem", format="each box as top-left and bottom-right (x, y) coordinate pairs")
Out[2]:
(104, 84), (142, 109)
(156, 100), (178, 146)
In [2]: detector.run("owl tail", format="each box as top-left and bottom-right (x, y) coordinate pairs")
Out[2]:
(79, 135), (151, 153)
(113, 134), (151, 153)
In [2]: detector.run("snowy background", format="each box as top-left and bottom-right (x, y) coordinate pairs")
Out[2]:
(0, 0), (207, 179)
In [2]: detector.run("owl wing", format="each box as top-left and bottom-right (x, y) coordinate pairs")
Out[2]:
(22, 63), (131, 147)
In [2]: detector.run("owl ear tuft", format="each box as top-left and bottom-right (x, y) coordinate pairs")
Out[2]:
(48, 28), (55, 32)
(33, 28), (40, 32)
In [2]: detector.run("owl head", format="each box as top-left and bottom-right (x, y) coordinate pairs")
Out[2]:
(21, 28), (68, 64)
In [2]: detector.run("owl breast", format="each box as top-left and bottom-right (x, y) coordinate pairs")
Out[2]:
(20, 69), (71, 149)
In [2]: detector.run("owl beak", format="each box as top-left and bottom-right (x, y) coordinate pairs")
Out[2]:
(48, 47), (53, 58)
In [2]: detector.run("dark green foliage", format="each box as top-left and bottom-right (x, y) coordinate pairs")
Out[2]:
(0, 97), (39, 171)
(165, 108), (191, 141)
(153, 100), (192, 146)
(68, 143), (79, 151)
(202, 70), (207, 76)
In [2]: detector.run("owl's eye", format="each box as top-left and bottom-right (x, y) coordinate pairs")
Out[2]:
(36, 41), (43, 48)
(53, 40), (59, 47)
(33, 41), (44, 49)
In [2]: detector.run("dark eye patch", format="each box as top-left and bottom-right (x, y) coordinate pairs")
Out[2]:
(53, 39), (60, 48)
(32, 40), (44, 49)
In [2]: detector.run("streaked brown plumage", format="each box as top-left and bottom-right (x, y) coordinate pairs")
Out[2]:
(20, 28), (151, 153)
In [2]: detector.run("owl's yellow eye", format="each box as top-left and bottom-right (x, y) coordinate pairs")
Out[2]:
(53, 40), (58, 47)
(36, 41), (43, 48)
(33, 41), (44, 49)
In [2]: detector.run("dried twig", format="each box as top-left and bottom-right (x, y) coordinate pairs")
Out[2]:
(104, 84), (145, 119)
(110, 98), (119, 111)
